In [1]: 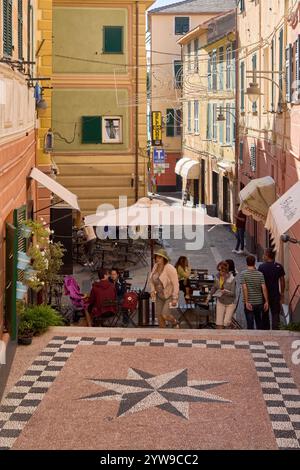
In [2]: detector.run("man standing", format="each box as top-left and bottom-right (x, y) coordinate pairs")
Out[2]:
(240, 255), (269, 330)
(232, 204), (247, 254)
(258, 249), (285, 330)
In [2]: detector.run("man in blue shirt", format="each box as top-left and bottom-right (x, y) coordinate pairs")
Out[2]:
(258, 249), (285, 330)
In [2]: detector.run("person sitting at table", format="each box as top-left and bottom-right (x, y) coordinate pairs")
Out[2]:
(175, 256), (192, 300)
(88, 268), (117, 326)
(150, 249), (179, 328)
(109, 268), (128, 326)
(206, 261), (237, 329)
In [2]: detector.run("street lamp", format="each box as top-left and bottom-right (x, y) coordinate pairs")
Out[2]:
(245, 71), (286, 106)
(216, 106), (235, 122)
(281, 234), (300, 245)
(246, 82), (262, 104)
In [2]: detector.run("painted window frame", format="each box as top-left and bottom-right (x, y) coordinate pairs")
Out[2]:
(174, 16), (190, 35)
(194, 100), (199, 134)
(102, 116), (123, 143)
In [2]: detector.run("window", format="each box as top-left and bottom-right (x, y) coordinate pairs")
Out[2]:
(82, 116), (102, 144)
(219, 119), (224, 145)
(212, 104), (217, 140)
(208, 53), (212, 90)
(231, 103), (236, 143)
(240, 62), (245, 112)
(188, 102), (192, 133)
(226, 104), (231, 144)
(102, 116), (122, 143)
(250, 144), (256, 172)
(231, 42), (236, 89)
(271, 38), (275, 112)
(239, 141), (244, 164)
(279, 29), (284, 107)
(219, 47), (224, 90)
(194, 39), (199, 73)
(226, 45), (231, 89)
(175, 17), (189, 35)
(175, 109), (182, 136)
(174, 60), (183, 88)
(3, 0), (13, 56)
(18, 0), (23, 60)
(252, 54), (257, 113)
(194, 101), (199, 134)
(212, 49), (217, 91)
(239, 0), (245, 13)
(294, 35), (300, 104)
(166, 108), (175, 137)
(103, 26), (123, 54)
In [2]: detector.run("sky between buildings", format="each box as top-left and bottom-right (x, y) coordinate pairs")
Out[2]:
(149, 0), (179, 11)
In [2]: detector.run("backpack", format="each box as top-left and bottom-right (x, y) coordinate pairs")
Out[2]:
(121, 292), (138, 312)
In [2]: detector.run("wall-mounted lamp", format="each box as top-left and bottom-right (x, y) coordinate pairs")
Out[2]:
(44, 129), (54, 153)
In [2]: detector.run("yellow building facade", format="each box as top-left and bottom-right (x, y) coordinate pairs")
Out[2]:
(51, 0), (154, 214)
(178, 10), (236, 221)
(148, 0), (236, 193)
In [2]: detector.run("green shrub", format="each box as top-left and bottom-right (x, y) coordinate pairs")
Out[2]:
(18, 319), (34, 337)
(22, 304), (64, 335)
(280, 322), (300, 332)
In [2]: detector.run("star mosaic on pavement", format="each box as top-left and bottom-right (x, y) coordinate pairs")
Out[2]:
(81, 368), (231, 419)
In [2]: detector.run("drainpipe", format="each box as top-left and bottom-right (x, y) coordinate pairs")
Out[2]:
(135, 1), (139, 202)
(235, 8), (239, 212)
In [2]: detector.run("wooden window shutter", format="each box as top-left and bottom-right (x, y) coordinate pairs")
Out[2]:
(82, 116), (102, 144)
(3, 0), (13, 56)
(239, 141), (244, 164)
(166, 109), (175, 137)
(240, 62), (245, 112)
(286, 44), (293, 103)
(103, 26), (123, 54)
(295, 35), (300, 103)
(250, 144), (256, 172)
(18, 0), (23, 60)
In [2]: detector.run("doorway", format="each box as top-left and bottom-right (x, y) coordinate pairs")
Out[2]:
(222, 176), (230, 222)
(212, 172), (219, 214)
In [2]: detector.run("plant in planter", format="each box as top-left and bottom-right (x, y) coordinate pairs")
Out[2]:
(18, 319), (34, 345)
(22, 304), (64, 335)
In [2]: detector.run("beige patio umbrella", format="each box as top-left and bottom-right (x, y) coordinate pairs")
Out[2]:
(239, 176), (276, 222)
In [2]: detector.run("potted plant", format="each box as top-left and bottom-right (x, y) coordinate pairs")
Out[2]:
(18, 319), (34, 345)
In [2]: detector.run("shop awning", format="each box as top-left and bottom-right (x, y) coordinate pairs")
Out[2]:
(175, 157), (200, 179)
(217, 161), (234, 172)
(265, 181), (300, 253)
(239, 176), (276, 222)
(30, 167), (80, 211)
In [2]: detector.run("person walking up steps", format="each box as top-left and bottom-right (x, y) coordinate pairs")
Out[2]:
(232, 204), (247, 254)
(240, 255), (269, 330)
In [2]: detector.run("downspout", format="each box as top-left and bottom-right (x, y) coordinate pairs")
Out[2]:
(235, 7), (239, 212)
(27, 0), (31, 76)
(135, 1), (139, 202)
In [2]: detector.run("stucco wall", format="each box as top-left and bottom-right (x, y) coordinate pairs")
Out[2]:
(52, 89), (130, 152)
(53, 7), (128, 74)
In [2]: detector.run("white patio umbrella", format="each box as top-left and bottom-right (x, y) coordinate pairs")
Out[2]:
(85, 197), (230, 228)
(85, 197), (230, 267)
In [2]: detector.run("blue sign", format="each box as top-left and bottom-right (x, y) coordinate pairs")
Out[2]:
(153, 149), (165, 164)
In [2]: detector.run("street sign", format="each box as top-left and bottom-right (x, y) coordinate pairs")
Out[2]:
(151, 112), (162, 146)
(153, 148), (165, 164)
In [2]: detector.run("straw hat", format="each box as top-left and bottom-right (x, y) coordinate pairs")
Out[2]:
(154, 248), (170, 262)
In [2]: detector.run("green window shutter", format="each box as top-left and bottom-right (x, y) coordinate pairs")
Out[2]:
(231, 103), (236, 144)
(166, 108), (175, 137)
(206, 103), (211, 139)
(271, 38), (275, 112)
(5, 223), (18, 341)
(240, 62), (245, 112)
(226, 104), (231, 143)
(82, 116), (102, 144)
(18, 0), (23, 60)
(13, 205), (27, 285)
(3, 0), (13, 56)
(103, 26), (123, 54)
(286, 44), (293, 104)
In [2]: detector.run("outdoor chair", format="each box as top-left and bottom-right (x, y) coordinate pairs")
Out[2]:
(64, 275), (91, 325)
